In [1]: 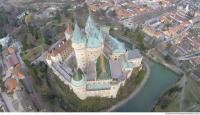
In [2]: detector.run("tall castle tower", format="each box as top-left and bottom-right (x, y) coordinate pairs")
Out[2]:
(71, 23), (87, 71)
(71, 14), (104, 71)
(85, 15), (104, 62)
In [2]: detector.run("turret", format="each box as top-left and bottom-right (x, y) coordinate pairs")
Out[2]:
(71, 23), (86, 47)
(64, 24), (72, 41)
(84, 14), (104, 62)
(71, 23), (87, 71)
(71, 68), (86, 87)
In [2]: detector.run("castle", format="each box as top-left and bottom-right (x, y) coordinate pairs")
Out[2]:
(46, 14), (143, 100)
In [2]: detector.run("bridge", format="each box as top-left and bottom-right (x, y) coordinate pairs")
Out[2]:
(177, 50), (200, 61)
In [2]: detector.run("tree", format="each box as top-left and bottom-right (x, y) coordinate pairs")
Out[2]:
(0, 44), (2, 52)
(55, 10), (61, 23)
(124, 27), (130, 36)
(25, 13), (33, 25)
(44, 37), (52, 45)
(63, 5), (71, 17)
(164, 55), (172, 63)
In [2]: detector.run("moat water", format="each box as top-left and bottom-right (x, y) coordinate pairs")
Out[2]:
(114, 59), (178, 112)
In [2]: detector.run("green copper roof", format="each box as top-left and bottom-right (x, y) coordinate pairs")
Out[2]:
(71, 15), (104, 48)
(98, 30), (104, 42)
(71, 69), (86, 87)
(85, 15), (104, 48)
(86, 34), (102, 48)
(86, 83), (111, 91)
(72, 23), (86, 44)
(121, 56), (133, 69)
(106, 36), (126, 54)
(73, 68), (83, 81)
(85, 14), (96, 33)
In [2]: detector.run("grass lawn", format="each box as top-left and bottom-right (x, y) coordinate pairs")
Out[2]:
(154, 76), (200, 112)
(23, 46), (43, 61)
(154, 94), (180, 112)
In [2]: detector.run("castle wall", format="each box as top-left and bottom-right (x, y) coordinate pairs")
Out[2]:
(128, 57), (143, 68)
(110, 53), (123, 62)
(72, 43), (87, 71)
(64, 32), (71, 41)
(50, 54), (62, 63)
(86, 47), (102, 62)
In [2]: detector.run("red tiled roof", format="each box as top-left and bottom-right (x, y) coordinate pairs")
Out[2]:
(16, 71), (25, 79)
(47, 39), (72, 58)
(7, 47), (15, 54)
(5, 78), (17, 93)
(8, 53), (19, 67)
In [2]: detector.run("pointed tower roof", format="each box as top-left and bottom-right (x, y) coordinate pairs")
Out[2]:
(106, 36), (126, 54)
(86, 36), (102, 48)
(65, 24), (72, 34)
(98, 29), (104, 42)
(72, 23), (86, 44)
(85, 14), (98, 34)
(73, 68), (83, 81)
(85, 14), (103, 48)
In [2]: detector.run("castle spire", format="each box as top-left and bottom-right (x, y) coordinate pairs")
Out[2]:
(65, 24), (72, 40)
(65, 24), (72, 34)
(73, 68), (83, 81)
(71, 23), (85, 44)
(85, 13), (97, 34)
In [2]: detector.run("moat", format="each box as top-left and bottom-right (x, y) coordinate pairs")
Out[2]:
(114, 58), (178, 112)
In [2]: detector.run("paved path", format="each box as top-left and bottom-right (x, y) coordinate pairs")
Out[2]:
(107, 59), (151, 112)
(16, 49), (44, 110)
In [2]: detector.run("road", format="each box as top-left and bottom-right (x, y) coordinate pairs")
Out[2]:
(130, 6), (176, 26)
(179, 75), (186, 111)
(16, 50), (44, 111)
(106, 5), (176, 28)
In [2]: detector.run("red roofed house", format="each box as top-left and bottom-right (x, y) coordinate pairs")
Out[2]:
(16, 71), (25, 80)
(5, 78), (17, 93)
(7, 53), (20, 69)
(7, 47), (15, 54)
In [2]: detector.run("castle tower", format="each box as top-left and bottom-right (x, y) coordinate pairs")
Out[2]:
(71, 23), (87, 71)
(71, 68), (86, 87)
(85, 14), (104, 62)
(64, 24), (72, 41)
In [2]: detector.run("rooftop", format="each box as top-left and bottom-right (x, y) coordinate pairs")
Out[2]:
(86, 83), (111, 91)
(5, 78), (17, 93)
(71, 23), (86, 44)
(87, 61), (97, 81)
(127, 49), (143, 60)
(7, 53), (20, 68)
(109, 60), (123, 80)
(105, 36), (126, 54)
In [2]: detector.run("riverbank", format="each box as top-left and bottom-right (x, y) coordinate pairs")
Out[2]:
(145, 49), (183, 76)
(107, 59), (151, 112)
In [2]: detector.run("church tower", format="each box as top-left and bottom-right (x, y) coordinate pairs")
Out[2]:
(71, 23), (87, 71)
